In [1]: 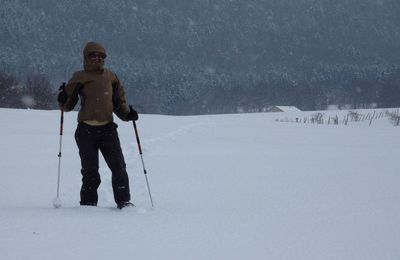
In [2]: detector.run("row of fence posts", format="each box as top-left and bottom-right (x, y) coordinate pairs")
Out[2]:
(282, 108), (400, 126)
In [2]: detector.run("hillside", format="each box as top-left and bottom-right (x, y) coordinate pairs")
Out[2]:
(1, 0), (400, 113)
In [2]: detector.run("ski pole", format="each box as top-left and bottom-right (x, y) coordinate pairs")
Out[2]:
(133, 120), (154, 207)
(53, 83), (65, 208)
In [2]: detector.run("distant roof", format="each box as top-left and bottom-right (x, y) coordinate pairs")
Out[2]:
(269, 106), (302, 112)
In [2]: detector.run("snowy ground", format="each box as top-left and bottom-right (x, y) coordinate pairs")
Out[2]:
(0, 108), (399, 260)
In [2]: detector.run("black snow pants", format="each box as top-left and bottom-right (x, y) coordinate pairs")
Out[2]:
(74, 122), (131, 205)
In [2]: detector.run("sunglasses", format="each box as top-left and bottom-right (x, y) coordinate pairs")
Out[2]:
(88, 52), (106, 60)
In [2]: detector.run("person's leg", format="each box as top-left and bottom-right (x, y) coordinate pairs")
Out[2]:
(99, 123), (131, 204)
(75, 123), (101, 205)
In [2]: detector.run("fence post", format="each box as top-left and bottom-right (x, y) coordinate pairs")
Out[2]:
(369, 111), (376, 126)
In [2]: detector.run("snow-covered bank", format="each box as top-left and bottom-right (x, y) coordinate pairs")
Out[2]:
(0, 108), (399, 260)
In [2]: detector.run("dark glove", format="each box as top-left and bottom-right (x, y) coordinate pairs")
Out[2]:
(57, 82), (67, 105)
(126, 105), (139, 121)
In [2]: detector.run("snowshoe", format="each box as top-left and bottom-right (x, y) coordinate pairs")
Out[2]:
(117, 202), (135, 210)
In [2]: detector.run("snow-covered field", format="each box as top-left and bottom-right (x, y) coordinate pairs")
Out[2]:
(0, 108), (399, 260)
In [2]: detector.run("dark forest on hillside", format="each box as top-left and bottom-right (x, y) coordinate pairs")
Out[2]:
(1, 0), (400, 114)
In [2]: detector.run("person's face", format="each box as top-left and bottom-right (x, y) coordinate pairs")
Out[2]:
(88, 52), (106, 64)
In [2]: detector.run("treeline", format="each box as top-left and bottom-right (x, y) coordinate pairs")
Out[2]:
(1, 0), (400, 114)
(127, 65), (400, 115)
(1, 65), (399, 113)
(0, 69), (56, 110)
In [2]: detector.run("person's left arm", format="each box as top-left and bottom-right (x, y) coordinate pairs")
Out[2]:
(112, 76), (138, 121)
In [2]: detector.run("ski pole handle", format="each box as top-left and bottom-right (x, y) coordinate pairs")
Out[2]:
(58, 82), (66, 137)
(133, 121), (143, 155)
(59, 108), (64, 137)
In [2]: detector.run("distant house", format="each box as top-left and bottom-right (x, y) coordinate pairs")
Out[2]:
(268, 106), (301, 112)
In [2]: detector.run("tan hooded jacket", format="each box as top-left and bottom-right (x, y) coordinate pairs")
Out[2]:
(62, 42), (130, 123)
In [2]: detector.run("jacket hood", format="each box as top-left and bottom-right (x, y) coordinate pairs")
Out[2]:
(83, 42), (107, 73)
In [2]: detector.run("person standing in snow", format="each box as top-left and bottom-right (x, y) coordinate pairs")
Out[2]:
(57, 41), (138, 209)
